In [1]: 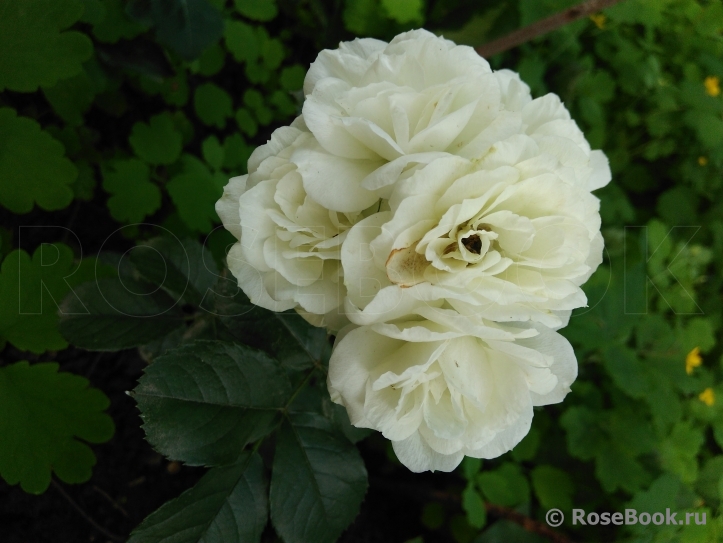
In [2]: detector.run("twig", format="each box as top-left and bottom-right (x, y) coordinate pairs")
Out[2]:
(486, 502), (575, 543)
(372, 477), (575, 543)
(475, 0), (626, 58)
(51, 479), (125, 543)
(92, 484), (130, 518)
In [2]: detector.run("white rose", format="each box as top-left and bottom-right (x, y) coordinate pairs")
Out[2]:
(341, 128), (608, 329)
(296, 29), (611, 212)
(216, 120), (361, 331)
(328, 314), (576, 472)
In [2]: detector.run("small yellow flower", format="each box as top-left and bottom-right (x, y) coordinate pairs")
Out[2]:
(698, 156), (708, 166)
(590, 13), (606, 29)
(699, 388), (715, 406)
(705, 76), (721, 97)
(686, 347), (703, 375)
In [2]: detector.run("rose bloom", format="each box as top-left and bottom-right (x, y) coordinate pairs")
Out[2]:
(298, 29), (609, 213)
(328, 315), (576, 472)
(216, 119), (362, 331)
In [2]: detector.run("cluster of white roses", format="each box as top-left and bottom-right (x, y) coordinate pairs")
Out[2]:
(217, 30), (610, 473)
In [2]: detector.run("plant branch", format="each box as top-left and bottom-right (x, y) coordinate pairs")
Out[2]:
(371, 477), (575, 543)
(51, 479), (125, 543)
(475, 0), (625, 58)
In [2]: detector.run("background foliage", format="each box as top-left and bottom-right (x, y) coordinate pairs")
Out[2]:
(2, 0), (723, 541)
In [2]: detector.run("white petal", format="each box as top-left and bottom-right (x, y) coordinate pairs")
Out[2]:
(392, 432), (464, 473)
(215, 175), (247, 240)
(291, 142), (383, 212)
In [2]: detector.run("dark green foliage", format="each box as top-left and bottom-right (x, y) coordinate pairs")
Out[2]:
(128, 452), (268, 543)
(3, 0), (723, 541)
(134, 341), (290, 466)
(0, 361), (114, 494)
(270, 413), (368, 543)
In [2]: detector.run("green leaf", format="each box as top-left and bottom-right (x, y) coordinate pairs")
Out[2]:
(134, 341), (290, 466)
(102, 159), (161, 223)
(380, 0), (424, 24)
(243, 89), (273, 125)
(213, 282), (330, 371)
(91, 0), (148, 43)
(224, 20), (259, 63)
(262, 38), (284, 70)
(659, 422), (704, 484)
(235, 108), (258, 137)
(595, 442), (651, 494)
(0, 108), (75, 213)
(129, 236), (219, 307)
(462, 484), (487, 529)
(696, 456), (723, 504)
(167, 155), (226, 232)
(0, 245), (93, 353)
(202, 135), (224, 171)
(270, 412), (368, 543)
(195, 43), (225, 76)
(0, 0), (93, 92)
(59, 278), (185, 351)
(461, 457), (482, 480)
(223, 133), (253, 171)
(129, 112), (183, 165)
(531, 466), (574, 511)
(194, 82), (233, 128)
(0, 361), (114, 494)
(510, 425), (540, 462)
(234, 0), (278, 21)
(477, 463), (530, 507)
(129, 452), (268, 543)
(280, 65), (306, 91)
(151, 0), (225, 61)
(42, 67), (101, 126)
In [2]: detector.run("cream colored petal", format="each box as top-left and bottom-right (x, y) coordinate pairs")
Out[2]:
(392, 432), (465, 473)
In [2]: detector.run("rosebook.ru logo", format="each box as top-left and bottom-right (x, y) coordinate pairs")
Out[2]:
(545, 508), (707, 527)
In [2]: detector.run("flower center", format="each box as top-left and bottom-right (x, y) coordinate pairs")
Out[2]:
(462, 234), (482, 255)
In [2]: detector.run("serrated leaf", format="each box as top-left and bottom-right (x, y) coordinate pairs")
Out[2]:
(0, 0), (93, 92)
(151, 0), (225, 61)
(234, 0), (278, 21)
(59, 278), (185, 351)
(130, 236), (219, 307)
(134, 341), (290, 466)
(0, 245), (94, 353)
(0, 108), (75, 214)
(128, 452), (268, 543)
(167, 155), (226, 232)
(270, 412), (368, 543)
(129, 112), (183, 165)
(102, 158), (161, 223)
(213, 282), (330, 371)
(0, 361), (114, 494)
(194, 82), (233, 128)
(595, 442), (651, 494)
